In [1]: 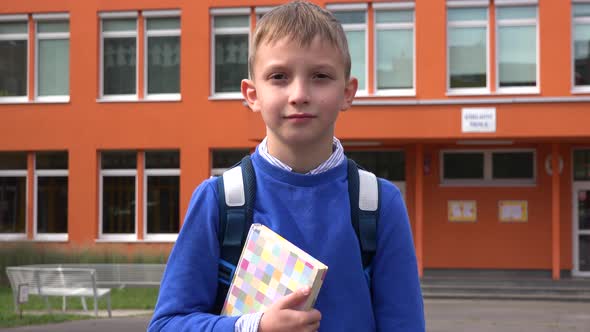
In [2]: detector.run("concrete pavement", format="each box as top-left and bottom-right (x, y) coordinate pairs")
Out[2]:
(3, 299), (590, 331)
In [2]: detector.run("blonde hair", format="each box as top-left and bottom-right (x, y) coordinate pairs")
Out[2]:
(248, 1), (351, 80)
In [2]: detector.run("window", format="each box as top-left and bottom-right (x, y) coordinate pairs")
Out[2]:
(573, 3), (590, 90)
(144, 11), (180, 99)
(35, 151), (68, 241)
(100, 151), (136, 240)
(574, 149), (590, 181)
(0, 152), (27, 239)
(441, 150), (535, 185)
(330, 4), (368, 94)
(345, 151), (405, 181)
(145, 150), (180, 240)
(447, 4), (489, 93)
(0, 16), (28, 102)
(496, 4), (538, 92)
(211, 8), (250, 97)
(374, 3), (415, 95)
(211, 149), (250, 176)
(35, 14), (70, 101)
(100, 13), (138, 99)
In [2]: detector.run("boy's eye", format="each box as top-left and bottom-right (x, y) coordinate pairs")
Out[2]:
(269, 73), (286, 80)
(313, 73), (331, 80)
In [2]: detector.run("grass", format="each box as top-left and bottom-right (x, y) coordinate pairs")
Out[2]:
(0, 286), (159, 328)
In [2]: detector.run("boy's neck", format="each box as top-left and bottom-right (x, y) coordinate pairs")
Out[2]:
(266, 136), (334, 174)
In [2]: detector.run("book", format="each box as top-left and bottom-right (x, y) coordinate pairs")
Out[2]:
(221, 223), (328, 316)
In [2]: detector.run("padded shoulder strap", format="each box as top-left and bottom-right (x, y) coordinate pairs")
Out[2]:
(217, 155), (256, 265)
(213, 155), (255, 313)
(347, 159), (379, 271)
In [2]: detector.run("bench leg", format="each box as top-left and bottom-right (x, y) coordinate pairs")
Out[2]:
(94, 296), (98, 318)
(107, 294), (112, 318)
(43, 296), (52, 314)
(81, 296), (88, 311)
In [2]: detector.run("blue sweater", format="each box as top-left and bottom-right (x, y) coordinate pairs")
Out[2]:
(148, 151), (425, 331)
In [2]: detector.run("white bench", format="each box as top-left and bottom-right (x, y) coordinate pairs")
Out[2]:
(29, 263), (165, 288)
(6, 266), (112, 317)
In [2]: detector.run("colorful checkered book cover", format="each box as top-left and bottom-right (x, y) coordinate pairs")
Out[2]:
(221, 223), (328, 316)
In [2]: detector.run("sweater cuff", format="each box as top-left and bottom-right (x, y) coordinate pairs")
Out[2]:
(234, 312), (264, 332)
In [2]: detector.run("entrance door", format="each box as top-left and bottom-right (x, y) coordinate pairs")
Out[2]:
(573, 182), (590, 276)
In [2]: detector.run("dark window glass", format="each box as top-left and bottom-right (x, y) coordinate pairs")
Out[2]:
(215, 34), (248, 93)
(492, 152), (534, 179)
(102, 176), (135, 234)
(36, 151), (68, 170)
(443, 153), (484, 179)
(103, 38), (136, 95)
(345, 151), (405, 181)
(212, 149), (250, 169)
(37, 176), (67, 233)
(0, 40), (27, 97)
(333, 11), (366, 24)
(147, 36), (180, 94)
(146, 151), (179, 169)
(102, 151), (136, 169)
(574, 150), (590, 181)
(0, 152), (27, 170)
(147, 176), (179, 234)
(579, 190), (590, 231)
(0, 177), (26, 233)
(580, 235), (590, 272)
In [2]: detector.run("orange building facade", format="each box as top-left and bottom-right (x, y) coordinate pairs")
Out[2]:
(1, 0), (589, 279)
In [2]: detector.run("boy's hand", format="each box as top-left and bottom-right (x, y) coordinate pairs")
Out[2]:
(258, 287), (321, 332)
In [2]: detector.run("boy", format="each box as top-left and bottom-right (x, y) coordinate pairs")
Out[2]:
(148, 1), (425, 331)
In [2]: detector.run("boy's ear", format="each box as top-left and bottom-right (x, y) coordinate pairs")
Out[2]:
(241, 79), (261, 112)
(341, 77), (358, 112)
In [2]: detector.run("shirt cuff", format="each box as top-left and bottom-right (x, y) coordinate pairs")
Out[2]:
(234, 312), (264, 332)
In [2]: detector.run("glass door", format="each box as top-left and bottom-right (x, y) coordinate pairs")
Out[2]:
(573, 183), (590, 276)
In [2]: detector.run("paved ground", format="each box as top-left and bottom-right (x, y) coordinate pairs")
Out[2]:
(3, 299), (590, 331)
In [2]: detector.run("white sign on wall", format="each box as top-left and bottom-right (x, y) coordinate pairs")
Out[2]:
(462, 107), (496, 133)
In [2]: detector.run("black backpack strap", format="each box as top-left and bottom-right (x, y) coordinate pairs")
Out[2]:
(213, 155), (256, 313)
(347, 158), (379, 285)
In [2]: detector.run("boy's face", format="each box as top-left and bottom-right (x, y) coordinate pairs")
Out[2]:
(242, 36), (357, 149)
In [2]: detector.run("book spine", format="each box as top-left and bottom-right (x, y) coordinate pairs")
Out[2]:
(302, 267), (328, 310)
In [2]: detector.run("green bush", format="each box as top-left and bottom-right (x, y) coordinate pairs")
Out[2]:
(0, 244), (168, 286)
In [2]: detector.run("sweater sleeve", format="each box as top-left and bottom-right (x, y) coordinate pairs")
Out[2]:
(147, 180), (240, 332)
(371, 180), (425, 332)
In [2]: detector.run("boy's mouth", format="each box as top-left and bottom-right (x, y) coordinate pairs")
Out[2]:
(285, 113), (315, 119)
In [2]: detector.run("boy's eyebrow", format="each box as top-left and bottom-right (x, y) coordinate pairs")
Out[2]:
(260, 61), (339, 73)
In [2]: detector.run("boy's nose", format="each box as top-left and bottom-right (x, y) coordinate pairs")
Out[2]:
(288, 79), (310, 105)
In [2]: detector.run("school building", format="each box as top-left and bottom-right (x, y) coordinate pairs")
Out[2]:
(1, 0), (589, 280)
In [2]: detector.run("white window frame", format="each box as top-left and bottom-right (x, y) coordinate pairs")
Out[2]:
(440, 149), (536, 186)
(99, 160), (137, 242)
(0, 169), (28, 241)
(572, 147), (590, 276)
(34, 168), (68, 242)
(0, 15), (29, 104)
(327, 4), (368, 96)
(143, 162), (180, 242)
(33, 13), (70, 103)
(143, 10), (181, 101)
(373, 2), (416, 96)
(495, 3), (539, 94)
(572, 1), (590, 93)
(210, 8), (250, 99)
(98, 11), (139, 102)
(446, 3), (491, 95)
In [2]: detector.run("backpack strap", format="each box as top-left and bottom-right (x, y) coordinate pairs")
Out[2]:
(347, 159), (379, 284)
(213, 155), (256, 313)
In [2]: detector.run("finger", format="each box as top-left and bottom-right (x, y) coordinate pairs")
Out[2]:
(274, 287), (311, 310)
